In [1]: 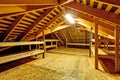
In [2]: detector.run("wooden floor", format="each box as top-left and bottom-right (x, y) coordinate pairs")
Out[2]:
(0, 47), (120, 80)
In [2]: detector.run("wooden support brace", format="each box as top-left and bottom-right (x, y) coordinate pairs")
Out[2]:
(95, 18), (98, 69)
(29, 45), (32, 50)
(43, 30), (45, 59)
(89, 27), (92, 57)
(115, 25), (120, 73)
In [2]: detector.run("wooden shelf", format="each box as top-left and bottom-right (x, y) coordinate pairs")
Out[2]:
(66, 43), (89, 46)
(91, 46), (114, 60)
(0, 41), (44, 47)
(44, 39), (59, 42)
(46, 45), (57, 49)
(0, 49), (44, 64)
(44, 39), (59, 52)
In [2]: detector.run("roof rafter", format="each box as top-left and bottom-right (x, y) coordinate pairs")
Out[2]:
(54, 32), (64, 45)
(98, 0), (120, 6)
(0, 5), (55, 19)
(0, 0), (58, 5)
(35, 11), (63, 38)
(64, 1), (120, 25)
(2, 14), (25, 41)
(18, 8), (54, 41)
(66, 8), (115, 33)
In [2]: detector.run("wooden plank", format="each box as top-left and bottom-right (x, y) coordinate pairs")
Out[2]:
(0, 41), (44, 47)
(0, 49), (44, 64)
(95, 18), (99, 69)
(90, 0), (94, 7)
(115, 25), (120, 73)
(65, 1), (120, 25)
(105, 5), (112, 11)
(97, 2), (103, 9)
(0, 0), (58, 5)
(58, 0), (73, 4)
(46, 45), (57, 49)
(44, 39), (59, 42)
(66, 43), (89, 46)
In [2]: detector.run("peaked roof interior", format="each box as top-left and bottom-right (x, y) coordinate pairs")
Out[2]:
(0, 0), (120, 48)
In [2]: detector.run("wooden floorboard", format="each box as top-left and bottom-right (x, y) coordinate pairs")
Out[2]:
(0, 48), (120, 80)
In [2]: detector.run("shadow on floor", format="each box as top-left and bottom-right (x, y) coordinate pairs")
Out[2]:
(99, 58), (115, 74)
(0, 57), (36, 72)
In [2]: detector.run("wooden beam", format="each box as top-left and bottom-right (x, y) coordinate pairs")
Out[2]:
(0, 0), (58, 5)
(54, 32), (64, 45)
(0, 5), (55, 19)
(115, 25), (120, 73)
(58, 0), (74, 4)
(60, 30), (68, 47)
(60, 30), (67, 41)
(36, 11), (63, 38)
(98, 0), (120, 6)
(51, 20), (65, 32)
(73, 24), (79, 42)
(42, 30), (45, 58)
(67, 28), (74, 42)
(2, 14), (25, 41)
(64, 1), (120, 24)
(98, 26), (114, 37)
(89, 27), (92, 57)
(66, 8), (115, 31)
(58, 30), (65, 41)
(66, 8), (94, 22)
(95, 18), (99, 69)
(18, 8), (53, 41)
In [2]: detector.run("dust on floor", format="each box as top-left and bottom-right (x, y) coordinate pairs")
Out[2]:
(0, 48), (120, 80)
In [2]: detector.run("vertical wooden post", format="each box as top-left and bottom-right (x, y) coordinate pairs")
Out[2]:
(99, 36), (101, 48)
(115, 25), (120, 73)
(95, 18), (98, 69)
(66, 37), (67, 48)
(56, 41), (58, 49)
(36, 38), (38, 49)
(29, 45), (31, 50)
(43, 30), (45, 59)
(38, 38), (40, 49)
(51, 41), (53, 46)
(106, 38), (108, 50)
(89, 27), (92, 57)
(85, 30), (87, 43)
(21, 46), (23, 51)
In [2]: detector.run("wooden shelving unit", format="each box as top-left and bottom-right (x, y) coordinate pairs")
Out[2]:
(0, 41), (44, 64)
(44, 39), (59, 52)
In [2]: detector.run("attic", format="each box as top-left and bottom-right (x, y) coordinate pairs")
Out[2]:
(0, 0), (120, 79)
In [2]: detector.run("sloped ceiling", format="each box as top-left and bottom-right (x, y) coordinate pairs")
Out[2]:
(0, 0), (120, 43)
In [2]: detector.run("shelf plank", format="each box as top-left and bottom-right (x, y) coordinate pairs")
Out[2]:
(0, 49), (44, 64)
(0, 41), (44, 47)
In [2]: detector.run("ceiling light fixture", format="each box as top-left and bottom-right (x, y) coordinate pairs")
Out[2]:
(65, 14), (75, 24)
